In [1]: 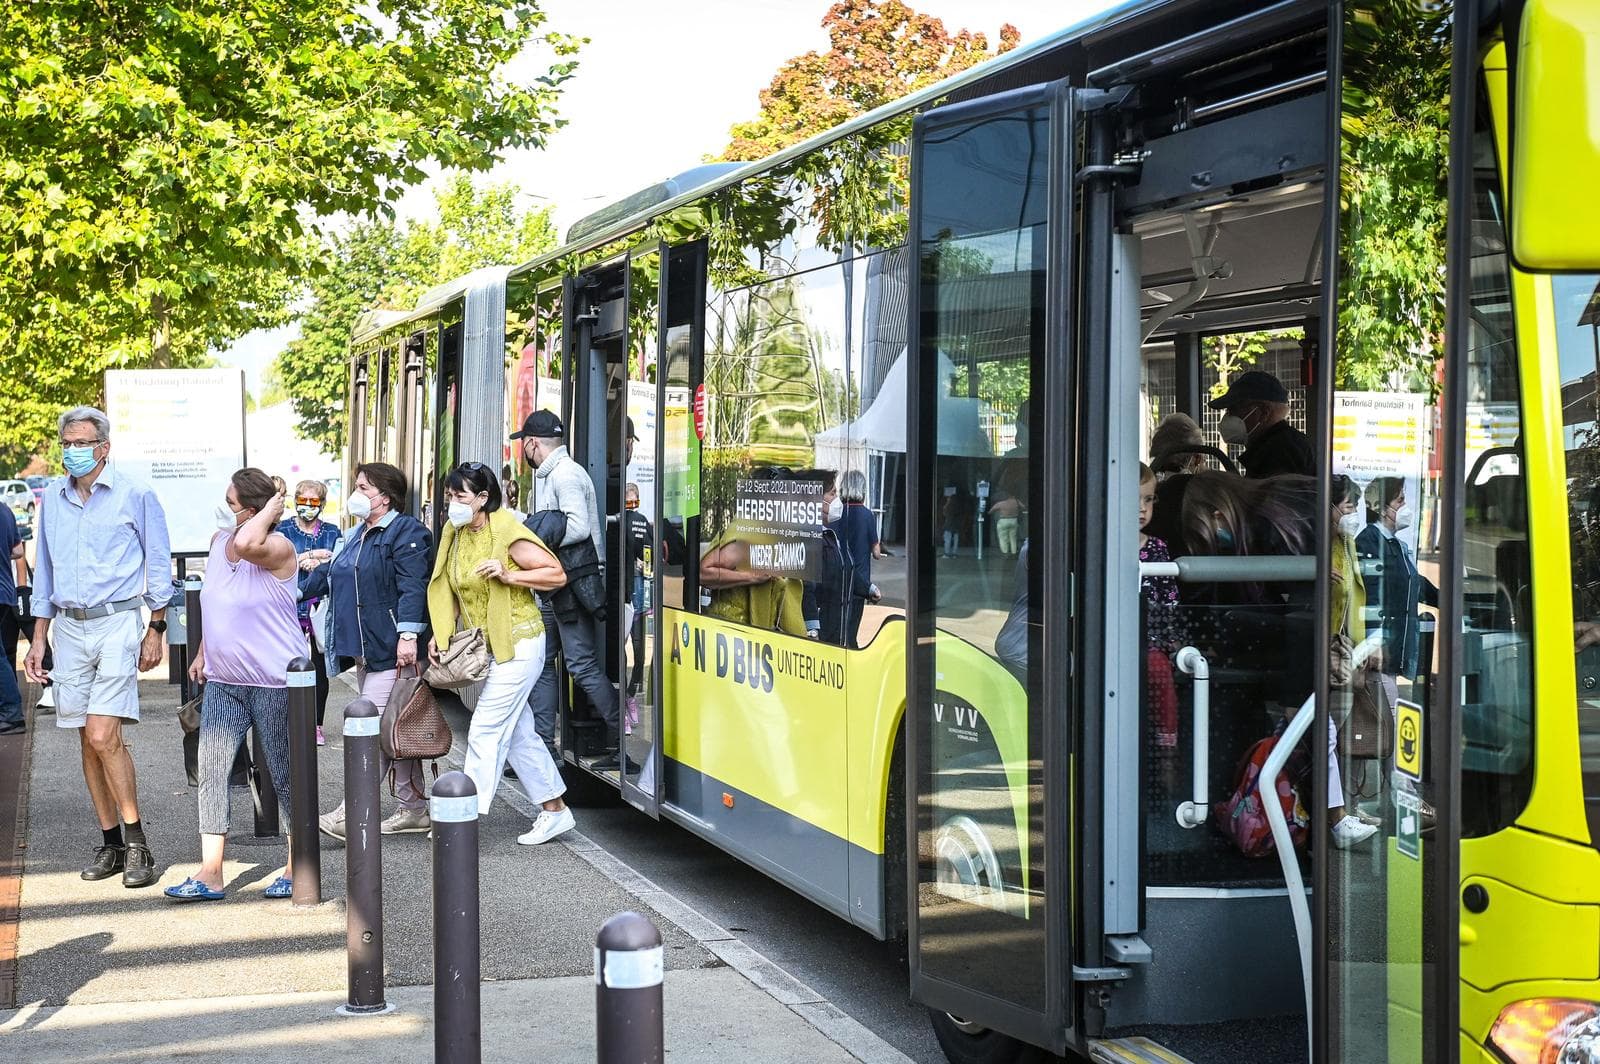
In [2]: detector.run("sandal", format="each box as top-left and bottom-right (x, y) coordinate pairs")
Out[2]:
(163, 877), (225, 902)
(263, 875), (293, 899)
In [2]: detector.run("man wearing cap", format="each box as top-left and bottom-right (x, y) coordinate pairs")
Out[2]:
(511, 410), (621, 755)
(1209, 370), (1314, 479)
(25, 405), (171, 888)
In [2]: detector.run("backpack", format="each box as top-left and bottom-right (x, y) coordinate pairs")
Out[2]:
(1213, 735), (1308, 857)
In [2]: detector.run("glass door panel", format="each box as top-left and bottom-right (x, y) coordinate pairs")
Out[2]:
(908, 81), (1072, 1049)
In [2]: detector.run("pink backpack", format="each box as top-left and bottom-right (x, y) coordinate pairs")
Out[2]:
(1213, 735), (1309, 857)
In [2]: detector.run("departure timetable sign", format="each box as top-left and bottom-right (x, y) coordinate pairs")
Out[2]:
(730, 477), (824, 581)
(106, 368), (247, 556)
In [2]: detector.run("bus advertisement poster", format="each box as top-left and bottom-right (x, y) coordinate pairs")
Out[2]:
(105, 368), (247, 556)
(731, 476), (824, 580)
(662, 386), (700, 519)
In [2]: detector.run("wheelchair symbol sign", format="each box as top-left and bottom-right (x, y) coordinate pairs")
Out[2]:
(1396, 699), (1423, 782)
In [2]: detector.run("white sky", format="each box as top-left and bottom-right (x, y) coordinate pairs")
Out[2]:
(222, 0), (1120, 395)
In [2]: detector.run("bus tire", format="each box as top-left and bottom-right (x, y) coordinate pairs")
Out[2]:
(928, 1009), (1043, 1064)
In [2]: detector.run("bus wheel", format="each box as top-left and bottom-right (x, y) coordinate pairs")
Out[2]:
(928, 1010), (1043, 1064)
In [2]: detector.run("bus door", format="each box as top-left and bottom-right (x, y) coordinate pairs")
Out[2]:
(907, 79), (1078, 1054)
(567, 245), (668, 814)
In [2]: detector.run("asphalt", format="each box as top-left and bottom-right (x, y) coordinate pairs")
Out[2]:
(1, 673), (867, 1062)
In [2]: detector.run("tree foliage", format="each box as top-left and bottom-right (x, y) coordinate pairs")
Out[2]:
(0, 0), (579, 471)
(718, 0), (1018, 162)
(1335, 1), (1451, 392)
(271, 177), (559, 455)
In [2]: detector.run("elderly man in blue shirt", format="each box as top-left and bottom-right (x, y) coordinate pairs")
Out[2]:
(24, 406), (172, 889)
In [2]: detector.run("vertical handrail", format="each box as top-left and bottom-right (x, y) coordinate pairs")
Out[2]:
(1173, 646), (1210, 828)
(1261, 634), (1381, 1062)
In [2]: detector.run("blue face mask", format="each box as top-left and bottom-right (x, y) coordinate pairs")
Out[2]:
(1214, 526), (1236, 551)
(62, 445), (99, 477)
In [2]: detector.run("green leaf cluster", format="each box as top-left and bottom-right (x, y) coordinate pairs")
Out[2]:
(271, 175), (559, 455)
(0, 0), (580, 471)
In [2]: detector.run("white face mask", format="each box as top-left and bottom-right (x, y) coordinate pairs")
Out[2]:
(346, 491), (373, 521)
(827, 497), (845, 522)
(215, 504), (241, 532)
(1338, 513), (1364, 538)
(1392, 504), (1413, 531)
(1218, 413), (1250, 446)
(447, 500), (475, 528)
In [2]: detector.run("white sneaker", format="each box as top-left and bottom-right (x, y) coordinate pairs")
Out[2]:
(37, 684), (55, 709)
(381, 809), (432, 834)
(1331, 815), (1379, 849)
(517, 807), (575, 846)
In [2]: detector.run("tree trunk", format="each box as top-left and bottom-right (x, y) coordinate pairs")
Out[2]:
(151, 294), (171, 368)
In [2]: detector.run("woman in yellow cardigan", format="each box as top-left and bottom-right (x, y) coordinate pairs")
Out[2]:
(427, 462), (575, 846)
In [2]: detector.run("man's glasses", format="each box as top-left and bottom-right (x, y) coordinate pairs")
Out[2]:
(60, 438), (103, 448)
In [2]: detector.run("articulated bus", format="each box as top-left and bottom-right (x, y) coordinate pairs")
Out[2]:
(342, 2), (1600, 1060)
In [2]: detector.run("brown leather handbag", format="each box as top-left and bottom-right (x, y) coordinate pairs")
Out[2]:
(380, 664), (452, 770)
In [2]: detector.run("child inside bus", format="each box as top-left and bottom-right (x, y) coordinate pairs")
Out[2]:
(1139, 463), (1180, 756)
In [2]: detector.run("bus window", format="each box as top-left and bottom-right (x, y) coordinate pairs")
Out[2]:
(1555, 270), (1600, 844)
(1458, 97), (1534, 839)
(699, 263), (861, 643)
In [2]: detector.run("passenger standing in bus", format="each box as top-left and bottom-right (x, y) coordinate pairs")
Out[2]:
(1138, 464), (1180, 754)
(26, 405), (171, 889)
(167, 471), (302, 901)
(828, 470), (882, 650)
(428, 462), (575, 845)
(512, 410), (621, 759)
(1355, 476), (1438, 705)
(1209, 371), (1313, 479)
(277, 480), (339, 746)
(302, 463), (434, 839)
(1327, 475), (1380, 846)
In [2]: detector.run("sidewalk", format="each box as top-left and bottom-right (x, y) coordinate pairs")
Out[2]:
(0, 675), (863, 1063)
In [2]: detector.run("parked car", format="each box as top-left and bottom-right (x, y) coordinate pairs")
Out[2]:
(25, 475), (49, 505)
(1, 479), (34, 527)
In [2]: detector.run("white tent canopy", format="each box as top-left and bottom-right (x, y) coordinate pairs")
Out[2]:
(813, 349), (993, 474)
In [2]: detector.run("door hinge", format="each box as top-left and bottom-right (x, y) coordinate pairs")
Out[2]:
(1073, 964), (1132, 983)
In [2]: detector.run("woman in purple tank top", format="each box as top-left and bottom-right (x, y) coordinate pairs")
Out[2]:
(165, 469), (304, 902)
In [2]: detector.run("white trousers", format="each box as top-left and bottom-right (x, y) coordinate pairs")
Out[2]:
(463, 635), (565, 815)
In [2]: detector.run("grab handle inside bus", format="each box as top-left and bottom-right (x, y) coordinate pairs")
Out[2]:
(1173, 646), (1211, 829)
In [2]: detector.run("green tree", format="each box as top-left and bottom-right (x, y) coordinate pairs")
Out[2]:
(271, 177), (560, 454)
(0, 0), (579, 470)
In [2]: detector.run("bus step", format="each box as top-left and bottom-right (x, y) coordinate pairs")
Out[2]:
(1087, 1036), (1196, 1064)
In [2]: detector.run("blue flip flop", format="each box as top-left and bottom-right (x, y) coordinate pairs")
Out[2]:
(263, 875), (293, 899)
(164, 877), (225, 902)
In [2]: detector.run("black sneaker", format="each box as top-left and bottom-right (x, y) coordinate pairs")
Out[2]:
(0, 721), (25, 736)
(81, 844), (126, 881)
(122, 843), (157, 888)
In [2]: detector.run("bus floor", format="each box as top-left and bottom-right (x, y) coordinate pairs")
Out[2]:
(1105, 1017), (1305, 1064)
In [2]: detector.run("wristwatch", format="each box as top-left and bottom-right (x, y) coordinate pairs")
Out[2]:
(397, 632), (418, 642)
(149, 619), (168, 634)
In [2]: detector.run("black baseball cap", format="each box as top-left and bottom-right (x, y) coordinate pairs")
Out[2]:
(625, 417), (639, 441)
(1209, 370), (1289, 410)
(511, 409), (564, 440)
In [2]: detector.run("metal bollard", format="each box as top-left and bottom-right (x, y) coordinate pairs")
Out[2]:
(336, 696), (390, 1016)
(595, 911), (665, 1064)
(250, 727), (281, 837)
(182, 575), (203, 787)
(286, 656), (321, 906)
(431, 771), (480, 1063)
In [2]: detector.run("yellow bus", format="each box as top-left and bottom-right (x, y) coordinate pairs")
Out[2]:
(343, 1), (1600, 1059)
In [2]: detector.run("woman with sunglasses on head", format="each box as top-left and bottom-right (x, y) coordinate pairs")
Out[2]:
(277, 480), (340, 745)
(300, 462), (434, 838)
(427, 462), (576, 846)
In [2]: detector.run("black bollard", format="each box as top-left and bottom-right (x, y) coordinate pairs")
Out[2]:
(337, 695), (390, 1016)
(286, 657), (320, 906)
(182, 575), (203, 787)
(431, 771), (480, 1064)
(595, 911), (665, 1064)
(250, 726), (281, 837)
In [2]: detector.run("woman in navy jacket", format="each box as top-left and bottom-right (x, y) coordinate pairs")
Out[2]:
(299, 462), (433, 837)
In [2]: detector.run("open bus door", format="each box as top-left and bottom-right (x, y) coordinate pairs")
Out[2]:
(906, 78), (1079, 1059)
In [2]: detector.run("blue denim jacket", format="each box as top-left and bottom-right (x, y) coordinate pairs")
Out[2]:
(300, 512), (432, 673)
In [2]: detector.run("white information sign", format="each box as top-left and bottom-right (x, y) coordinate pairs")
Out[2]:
(106, 369), (247, 555)
(1333, 390), (1429, 558)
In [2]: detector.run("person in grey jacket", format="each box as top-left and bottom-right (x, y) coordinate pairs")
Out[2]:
(512, 411), (621, 759)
